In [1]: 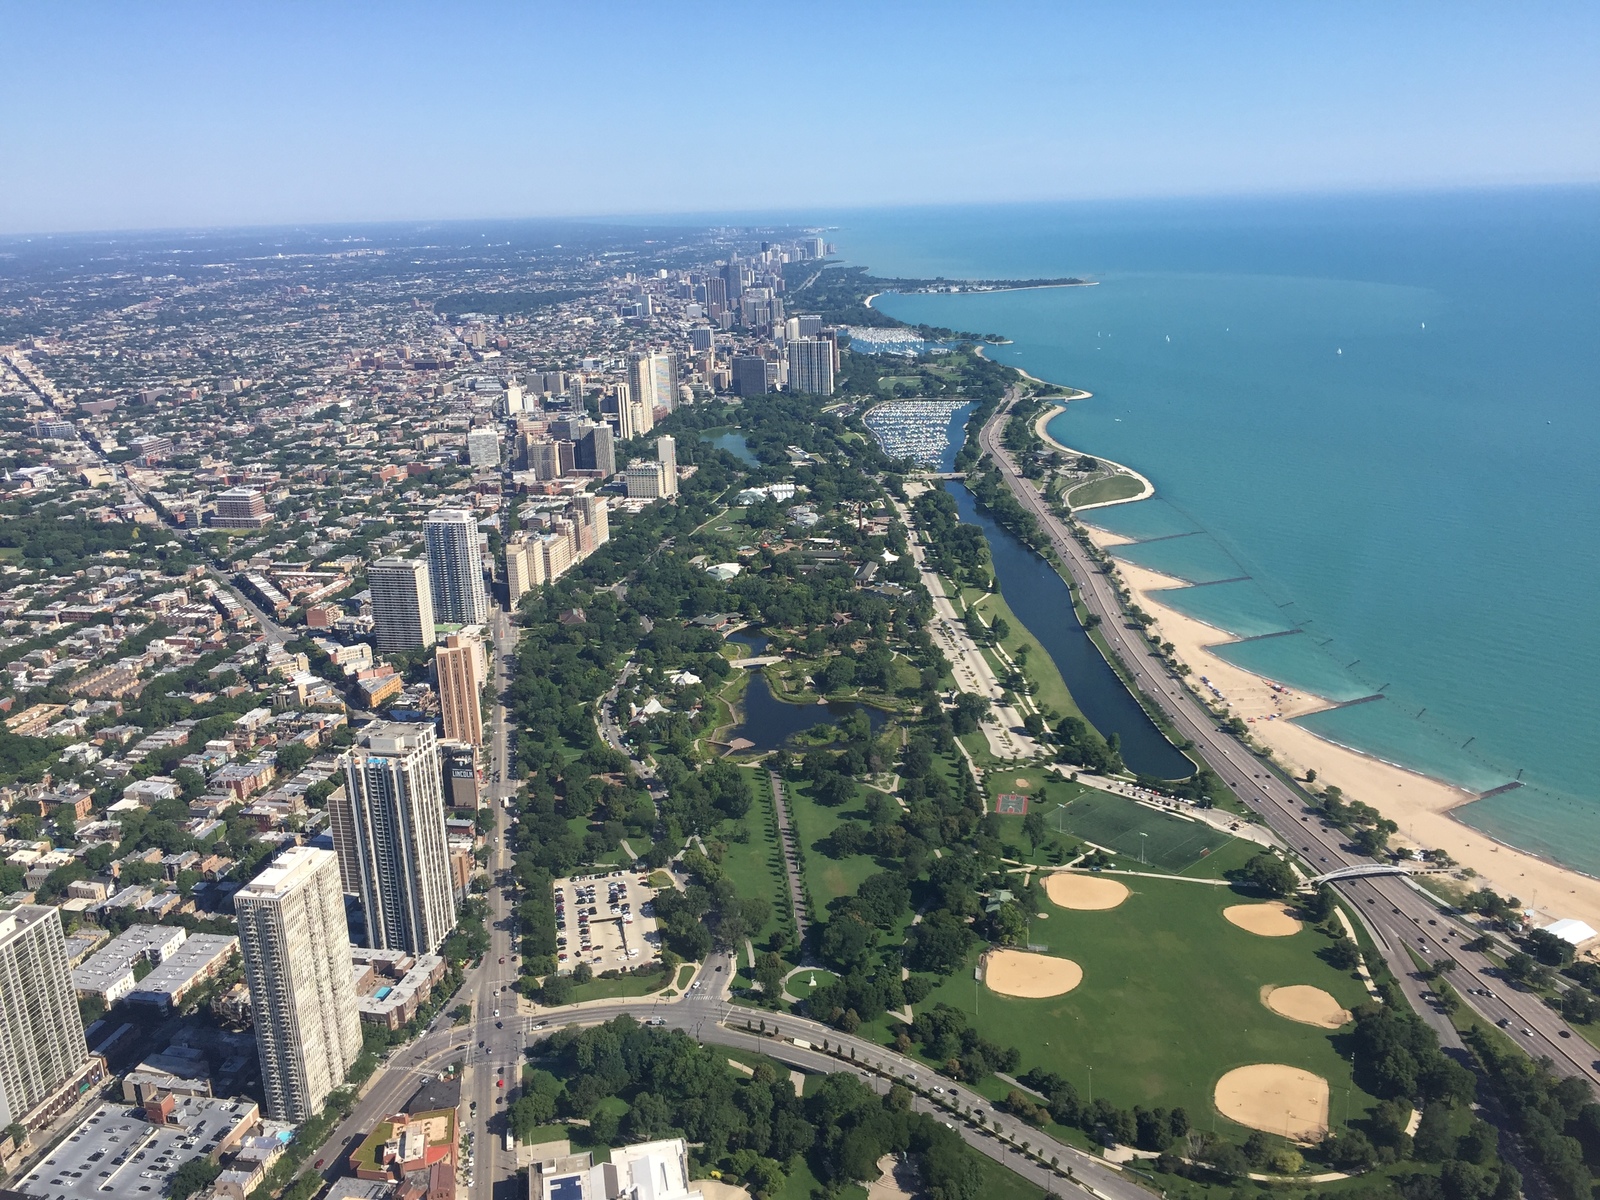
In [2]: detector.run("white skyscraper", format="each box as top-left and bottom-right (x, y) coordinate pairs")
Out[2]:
(235, 847), (362, 1122)
(368, 557), (436, 653)
(627, 352), (676, 422)
(786, 338), (835, 396)
(656, 435), (679, 498)
(337, 722), (458, 956)
(0, 906), (88, 1130)
(424, 508), (489, 626)
(466, 426), (501, 467)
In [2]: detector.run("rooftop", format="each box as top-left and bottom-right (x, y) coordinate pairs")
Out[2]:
(16, 1096), (258, 1200)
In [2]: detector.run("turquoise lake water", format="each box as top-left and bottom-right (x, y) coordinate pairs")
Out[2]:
(850, 189), (1600, 874)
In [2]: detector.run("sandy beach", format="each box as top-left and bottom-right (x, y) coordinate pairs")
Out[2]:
(1079, 523), (1600, 932)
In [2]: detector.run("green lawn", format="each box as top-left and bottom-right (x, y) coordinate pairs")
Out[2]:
(785, 967), (838, 999)
(986, 774), (1252, 877)
(562, 967), (675, 1004)
(969, 588), (1090, 727)
(782, 777), (886, 909)
(1040, 787), (1235, 873)
(716, 765), (791, 942)
(1067, 473), (1145, 507)
(970, 1149), (1048, 1200)
(771, 1155), (865, 1200)
(519, 1124), (569, 1145)
(912, 875), (1375, 1138)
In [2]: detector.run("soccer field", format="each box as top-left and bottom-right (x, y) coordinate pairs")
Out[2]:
(1048, 789), (1233, 873)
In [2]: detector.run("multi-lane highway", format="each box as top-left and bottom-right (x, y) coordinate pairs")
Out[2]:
(974, 390), (1599, 1088)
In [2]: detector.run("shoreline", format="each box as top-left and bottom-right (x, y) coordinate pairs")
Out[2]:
(864, 280), (1098, 311)
(1082, 526), (1600, 929)
(1032, 400), (1155, 509)
(873, 306), (1600, 926)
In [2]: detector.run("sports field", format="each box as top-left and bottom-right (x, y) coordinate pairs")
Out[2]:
(910, 874), (1373, 1136)
(1047, 789), (1233, 873)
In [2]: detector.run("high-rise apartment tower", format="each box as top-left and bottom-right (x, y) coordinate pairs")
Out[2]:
(656, 435), (679, 498)
(436, 633), (485, 746)
(368, 557), (436, 653)
(235, 847), (362, 1122)
(424, 508), (489, 626)
(336, 722), (458, 956)
(0, 906), (88, 1130)
(786, 338), (836, 396)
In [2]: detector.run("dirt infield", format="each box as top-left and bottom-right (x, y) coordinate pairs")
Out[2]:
(1013, 777), (1032, 788)
(1223, 900), (1303, 936)
(1044, 873), (1131, 910)
(984, 948), (1084, 998)
(1214, 1063), (1329, 1142)
(1261, 984), (1352, 1029)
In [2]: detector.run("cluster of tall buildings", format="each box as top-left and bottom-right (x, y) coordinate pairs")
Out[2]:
(506, 492), (611, 606)
(368, 508), (490, 654)
(236, 717), (464, 1121)
(504, 371), (581, 414)
(722, 324), (837, 398)
(516, 414), (614, 481)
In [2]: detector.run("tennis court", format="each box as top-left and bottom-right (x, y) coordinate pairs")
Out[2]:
(1047, 789), (1233, 873)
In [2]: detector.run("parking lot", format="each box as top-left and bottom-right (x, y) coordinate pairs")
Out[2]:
(553, 868), (660, 975)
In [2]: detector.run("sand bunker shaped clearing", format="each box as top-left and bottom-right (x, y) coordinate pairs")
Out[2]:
(1044, 873), (1130, 910)
(699, 1182), (753, 1200)
(1223, 900), (1302, 936)
(1262, 984), (1352, 1029)
(1215, 1064), (1329, 1143)
(984, 948), (1083, 998)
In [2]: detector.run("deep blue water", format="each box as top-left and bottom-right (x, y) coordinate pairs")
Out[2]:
(855, 188), (1600, 874)
(945, 483), (1195, 779)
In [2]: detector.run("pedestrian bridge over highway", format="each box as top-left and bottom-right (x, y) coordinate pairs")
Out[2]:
(1306, 863), (1454, 887)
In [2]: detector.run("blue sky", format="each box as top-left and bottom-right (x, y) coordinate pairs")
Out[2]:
(2, 1), (1596, 233)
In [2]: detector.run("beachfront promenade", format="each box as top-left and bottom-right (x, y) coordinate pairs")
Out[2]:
(975, 388), (1600, 1093)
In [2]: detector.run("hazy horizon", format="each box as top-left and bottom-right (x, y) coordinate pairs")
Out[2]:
(2, 181), (1595, 246)
(2, 1), (1595, 236)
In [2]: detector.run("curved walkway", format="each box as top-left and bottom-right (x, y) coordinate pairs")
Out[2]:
(1031, 403), (1154, 510)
